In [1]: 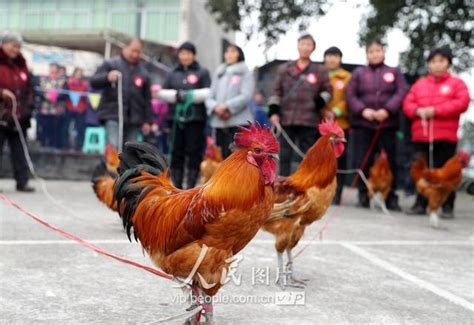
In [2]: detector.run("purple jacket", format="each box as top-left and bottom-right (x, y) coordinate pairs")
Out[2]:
(346, 63), (407, 129)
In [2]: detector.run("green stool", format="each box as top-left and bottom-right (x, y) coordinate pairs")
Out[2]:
(82, 127), (106, 154)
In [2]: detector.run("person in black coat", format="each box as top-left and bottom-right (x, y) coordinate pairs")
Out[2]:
(158, 42), (211, 189)
(90, 38), (153, 149)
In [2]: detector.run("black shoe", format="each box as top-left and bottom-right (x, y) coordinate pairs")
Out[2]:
(386, 200), (402, 212)
(440, 207), (454, 219)
(16, 185), (35, 192)
(332, 193), (342, 205)
(406, 204), (426, 215)
(357, 194), (370, 208)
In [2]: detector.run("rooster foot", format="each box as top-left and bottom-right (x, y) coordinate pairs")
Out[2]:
(430, 212), (440, 229)
(183, 304), (202, 325)
(276, 274), (305, 290)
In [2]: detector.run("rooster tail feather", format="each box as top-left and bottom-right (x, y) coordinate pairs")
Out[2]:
(114, 142), (168, 241)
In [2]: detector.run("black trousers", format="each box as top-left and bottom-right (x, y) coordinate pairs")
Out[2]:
(0, 128), (29, 187)
(334, 129), (349, 202)
(279, 125), (318, 176)
(412, 141), (457, 210)
(215, 126), (242, 159)
(170, 121), (206, 172)
(352, 128), (398, 203)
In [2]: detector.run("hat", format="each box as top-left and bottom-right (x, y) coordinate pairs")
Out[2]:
(178, 41), (196, 55)
(1, 31), (23, 45)
(427, 47), (453, 65)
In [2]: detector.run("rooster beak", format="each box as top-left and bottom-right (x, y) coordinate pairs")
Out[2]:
(270, 153), (280, 161)
(339, 137), (347, 143)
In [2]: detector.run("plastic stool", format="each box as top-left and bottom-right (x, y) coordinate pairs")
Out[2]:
(82, 127), (106, 154)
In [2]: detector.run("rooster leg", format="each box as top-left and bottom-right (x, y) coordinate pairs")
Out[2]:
(286, 249), (309, 285)
(201, 291), (214, 325)
(429, 211), (440, 229)
(183, 285), (203, 325)
(275, 251), (305, 289)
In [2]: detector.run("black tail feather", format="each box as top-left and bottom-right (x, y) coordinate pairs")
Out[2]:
(113, 142), (168, 241)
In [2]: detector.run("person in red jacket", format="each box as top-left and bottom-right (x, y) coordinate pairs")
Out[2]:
(62, 67), (89, 151)
(403, 47), (470, 218)
(0, 32), (34, 192)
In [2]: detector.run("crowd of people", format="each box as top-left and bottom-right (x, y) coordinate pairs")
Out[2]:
(0, 31), (470, 219)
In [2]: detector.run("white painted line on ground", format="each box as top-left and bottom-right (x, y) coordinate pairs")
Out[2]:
(0, 239), (472, 246)
(341, 243), (474, 312)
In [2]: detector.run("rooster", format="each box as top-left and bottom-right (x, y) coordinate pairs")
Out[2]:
(91, 144), (120, 212)
(411, 151), (470, 228)
(262, 121), (346, 288)
(113, 123), (279, 323)
(199, 137), (222, 184)
(366, 149), (393, 213)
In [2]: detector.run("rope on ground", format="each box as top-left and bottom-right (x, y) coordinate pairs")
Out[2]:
(0, 193), (174, 280)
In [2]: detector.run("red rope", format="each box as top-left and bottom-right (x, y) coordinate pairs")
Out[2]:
(0, 193), (174, 280)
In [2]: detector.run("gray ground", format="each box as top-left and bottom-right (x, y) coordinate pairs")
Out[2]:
(0, 179), (473, 324)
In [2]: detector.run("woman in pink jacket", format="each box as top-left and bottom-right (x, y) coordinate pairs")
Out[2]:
(403, 47), (470, 218)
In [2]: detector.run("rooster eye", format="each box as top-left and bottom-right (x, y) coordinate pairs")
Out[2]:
(254, 148), (263, 154)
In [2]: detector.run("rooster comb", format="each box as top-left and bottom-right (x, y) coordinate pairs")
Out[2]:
(318, 120), (344, 138)
(234, 122), (279, 153)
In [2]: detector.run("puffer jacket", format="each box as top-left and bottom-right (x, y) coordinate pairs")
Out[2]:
(346, 63), (407, 129)
(205, 61), (254, 128)
(403, 72), (470, 143)
(0, 48), (33, 130)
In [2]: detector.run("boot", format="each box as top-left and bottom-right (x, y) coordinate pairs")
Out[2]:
(170, 168), (184, 189)
(406, 194), (427, 215)
(185, 169), (200, 189)
(441, 202), (454, 219)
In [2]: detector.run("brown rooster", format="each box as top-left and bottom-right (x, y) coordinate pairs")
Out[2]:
(199, 136), (222, 184)
(91, 144), (119, 211)
(114, 123), (279, 323)
(411, 151), (470, 228)
(262, 121), (346, 288)
(367, 149), (393, 213)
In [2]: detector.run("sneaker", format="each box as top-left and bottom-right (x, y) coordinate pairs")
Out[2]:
(16, 185), (35, 193)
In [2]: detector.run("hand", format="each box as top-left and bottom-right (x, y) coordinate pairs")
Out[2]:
(374, 109), (389, 122)
(142, 123), (151, 136)
(362, 108), (376, 121)
(214, 104), (229, 119)
(151, 123), (159, 133)
(107, 70), (120, 83)
(270, 114), (281, 126)
(416, 107), (435, 119)
(1, 89), (15, 100)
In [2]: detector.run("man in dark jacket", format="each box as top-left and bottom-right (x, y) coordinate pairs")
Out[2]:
(158, 42), (211, 188)
(346, 40), (407, 210)
(268, 34), (332, 176)
(0, 32), (34, 192)
(90, 38), (152, 149)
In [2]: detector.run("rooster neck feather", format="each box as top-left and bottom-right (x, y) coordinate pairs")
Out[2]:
(203, 149), (266, 209)
(288, 135), (337, 190)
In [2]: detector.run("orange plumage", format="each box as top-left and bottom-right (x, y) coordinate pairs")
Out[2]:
(367, 149), (393, 201)
(262, 121), (346, 286)
(411, 151), (470, 228)
(92, 144), (120, 211)
(114, 123), (279, 309)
